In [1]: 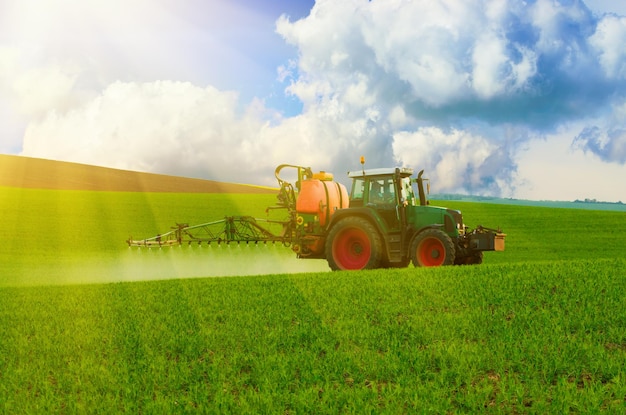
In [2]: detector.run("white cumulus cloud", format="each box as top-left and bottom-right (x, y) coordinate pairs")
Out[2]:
(23, 81), (266, 179)
(3, 0), (626, 201)
(275, 0), (626, 196)
(589, 14), (626, 79)
(392, 126), (514, 195)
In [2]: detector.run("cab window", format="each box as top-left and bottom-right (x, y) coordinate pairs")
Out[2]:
(369, 178), (395, 204)
(401, 177), (416, 206)
(350, 178), (365, 206)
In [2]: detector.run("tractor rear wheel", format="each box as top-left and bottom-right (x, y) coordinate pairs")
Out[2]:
(410, 228), (455, 267)
(325, 216), (382, 271)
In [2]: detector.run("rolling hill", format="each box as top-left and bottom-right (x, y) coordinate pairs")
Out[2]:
(0, 154), (276, 194)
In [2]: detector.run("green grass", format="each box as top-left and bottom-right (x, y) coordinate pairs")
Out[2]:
(2, 186), (626, 412)
(2, 261), (626, 413)
(3, 186), (625, 286)
(439, 201), (626, 264)
(1, 186), (326, 286)
(0, 186), (277, 255)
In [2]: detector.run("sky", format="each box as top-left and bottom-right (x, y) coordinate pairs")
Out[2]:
(1, 0), (626, 202)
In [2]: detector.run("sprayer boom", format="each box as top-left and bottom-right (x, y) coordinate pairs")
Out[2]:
(127, 216), (292, 247)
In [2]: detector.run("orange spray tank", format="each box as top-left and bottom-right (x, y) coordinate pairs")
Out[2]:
(273, 164), (349, 257)
(293, 171), (349, 257)
(296, 172), (349, 226)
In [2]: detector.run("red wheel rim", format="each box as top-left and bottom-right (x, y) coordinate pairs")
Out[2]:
(417, 237), (446, 266)
(332, 227), (371, 270)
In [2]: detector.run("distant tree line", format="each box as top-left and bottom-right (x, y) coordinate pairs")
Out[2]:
(574, 198), (624, 205)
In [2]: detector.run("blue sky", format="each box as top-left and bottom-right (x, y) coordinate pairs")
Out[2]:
(1, 0), (626, 202)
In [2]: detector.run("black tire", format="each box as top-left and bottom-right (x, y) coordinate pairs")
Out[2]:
(410, 228), (455, 267)
(325, 216), (383, 271)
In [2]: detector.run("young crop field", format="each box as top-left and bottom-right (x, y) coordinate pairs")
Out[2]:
(0, 186), (328, 286)
(2, 182), (626, 413)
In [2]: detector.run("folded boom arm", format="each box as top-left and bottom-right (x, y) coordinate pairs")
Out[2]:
(126, 216), (293, 247)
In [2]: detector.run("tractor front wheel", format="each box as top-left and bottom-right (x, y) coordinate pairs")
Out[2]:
(325, 217), (382, 271)
(410, 228), (455, 267)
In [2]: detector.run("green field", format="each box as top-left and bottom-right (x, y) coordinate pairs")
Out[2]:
(0, 186), (329, 287)
(2, 185), (626, 412)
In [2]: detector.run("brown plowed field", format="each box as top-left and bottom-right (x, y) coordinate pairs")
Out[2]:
(0, 154), (276, 194)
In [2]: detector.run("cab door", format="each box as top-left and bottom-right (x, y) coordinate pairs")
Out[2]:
(367, 177), (401, 231)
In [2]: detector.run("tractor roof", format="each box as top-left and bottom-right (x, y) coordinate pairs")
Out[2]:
(347, 167), (414, 178)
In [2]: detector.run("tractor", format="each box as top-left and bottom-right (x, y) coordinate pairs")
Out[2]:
(127, 161), (505, 270)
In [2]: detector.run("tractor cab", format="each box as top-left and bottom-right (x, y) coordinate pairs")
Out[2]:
(346, 166), (465, 248)
(347, 167), (417, 231)
(348, 167), (415, 206)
